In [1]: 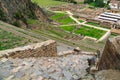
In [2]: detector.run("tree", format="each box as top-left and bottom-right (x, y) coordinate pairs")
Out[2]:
(95, 0), (105, 7)
(107, 0), (110, 5)
(84, 0), (93, 4)
(0, 8), (6, 21)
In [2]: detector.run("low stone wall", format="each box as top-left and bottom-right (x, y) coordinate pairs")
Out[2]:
(100, 21), (112, 28)
(111, 28), (120, 34)
(0, 40), (57, 58)
(86, 18), (113, 28)
(86, 18), (100, 24)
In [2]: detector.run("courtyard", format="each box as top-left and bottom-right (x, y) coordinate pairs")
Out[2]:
(50, 12), (75, 25)
(60, 25), (106, 39)
(49, 11), (109, 40)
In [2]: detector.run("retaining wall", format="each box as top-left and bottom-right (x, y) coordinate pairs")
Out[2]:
(0, 40), (57, 58)
(86, 18), (113, 28)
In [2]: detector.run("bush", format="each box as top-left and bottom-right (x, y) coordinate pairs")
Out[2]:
(14, 11), (27, 25)
(14, 11), (23, 19)
(84, 0), (106, 8)
(12, 21), (21, 27)
(28, 10), (37, 19)
(95, 0), (105, 7)
(0, 8), (6, 21)
(84, 0), (93, 4)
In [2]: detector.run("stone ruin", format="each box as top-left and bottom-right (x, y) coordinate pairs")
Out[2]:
(0, 36), (120, 80)
(98, 36), (120, 70)
(0, 40), (57, 58)
(0, 40), (96, 80)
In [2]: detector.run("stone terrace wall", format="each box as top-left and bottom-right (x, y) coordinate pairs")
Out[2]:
(0, 40), (57, 58)
(86, 18), (113, 28)
(86, 18), (100, 23)
(98, 36), (120, 70)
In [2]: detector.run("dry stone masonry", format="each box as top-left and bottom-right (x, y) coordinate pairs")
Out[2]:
(0, 40), (57, 58)
(0, 40), (95, 80)
(99, 36), (120, 70)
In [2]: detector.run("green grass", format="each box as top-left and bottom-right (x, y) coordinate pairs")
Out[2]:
(59, 25), (106, 39)
(51, 13), (66, 20)
(0, 29), (30, 50)
(79, 20), (84, 23)
(90, 2), (96, 7)
(27, 19), (40, 24)
(60, 26), (75, 32)
(59, 17), (75, 25)
(86, 22), (109, 28)
(32, 0), (69, 7)
(79, 2), (84, 4)
(47, 29), (64, 37)
(74, 25), (106, 39)
(86, 22), (99, 26)
(51, 13), (75, 25)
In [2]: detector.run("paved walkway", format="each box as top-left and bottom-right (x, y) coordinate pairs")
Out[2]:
(0, 54), (93, 80)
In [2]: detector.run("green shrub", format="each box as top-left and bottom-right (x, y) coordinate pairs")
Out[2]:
(14, 11), (23, 19)
(84, 0), (93, 4)
(12, 21), (21, 27)
(14, 11), (27, 25)
(0, 8), (6, 21)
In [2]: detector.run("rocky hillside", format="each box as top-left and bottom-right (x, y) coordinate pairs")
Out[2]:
(98, 36), (120, 70)
(0, 0), (49, 27)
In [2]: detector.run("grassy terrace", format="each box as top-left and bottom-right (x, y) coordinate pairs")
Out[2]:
(46, 29), (64, 37)
(35, 27), (105, 52)
(51, 13), (75, 25)
(74, 25), (106, 39)
(59, 25), (106, 39)
(32, 0), (68, 7)
(27, 19), (40, 24)
(51, 13), (66, 20)
(0, 29), (30, 50)
(86, 22), (99, 26)
(60, 26), (75, 32)
(79, 20), (84, 23)
(86, 22), (108, 28)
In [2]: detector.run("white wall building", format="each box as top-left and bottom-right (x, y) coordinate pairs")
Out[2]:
(104, 0), (120, 9)
(98, 12), (120, 22)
